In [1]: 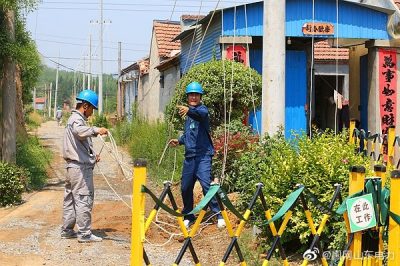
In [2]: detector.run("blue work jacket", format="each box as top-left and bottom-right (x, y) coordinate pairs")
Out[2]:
(178, 104), (214, 158)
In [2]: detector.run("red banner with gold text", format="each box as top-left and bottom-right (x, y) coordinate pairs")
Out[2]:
(378, 49), (397, 135)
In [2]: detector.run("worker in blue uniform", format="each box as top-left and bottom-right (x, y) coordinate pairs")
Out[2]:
(169, 81), (226, 229)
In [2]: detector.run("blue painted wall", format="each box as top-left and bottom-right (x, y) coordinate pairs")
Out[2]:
(223, 0), (390, 39)
(180, 15), (222, 74)
(248, 50), (307, 137)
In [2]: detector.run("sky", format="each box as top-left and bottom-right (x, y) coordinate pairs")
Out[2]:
(26, 0), (256, 76)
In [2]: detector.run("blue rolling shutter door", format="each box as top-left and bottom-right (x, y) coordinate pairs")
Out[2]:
(285, 50), (307, 137)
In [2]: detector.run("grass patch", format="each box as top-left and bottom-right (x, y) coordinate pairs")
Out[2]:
(113, 117), (183, 183)
(16, 135), (52, 189)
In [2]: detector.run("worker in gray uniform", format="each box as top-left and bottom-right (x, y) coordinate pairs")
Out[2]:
(61, 89), (108, 243)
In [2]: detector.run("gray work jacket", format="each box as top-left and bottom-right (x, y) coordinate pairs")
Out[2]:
(63, 110), (100, 168)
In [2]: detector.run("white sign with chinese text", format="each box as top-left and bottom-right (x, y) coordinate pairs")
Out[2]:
(346, 194), (377, 233)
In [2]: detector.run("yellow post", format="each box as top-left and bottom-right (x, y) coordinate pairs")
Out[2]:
(388, 170), (400, 266)
(349, 120), (356, 144)
(131, 159), (147, 266)
(388, 126), (395, 168)
(374, 165), (387, 187)
(347, 166), (366, 266)
(374, 165), (386, 266)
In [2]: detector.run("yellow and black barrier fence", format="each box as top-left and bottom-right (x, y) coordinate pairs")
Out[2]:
(350, 123), (400, 169)
(131, 159), (247, 266)
(131, 159), (400, 265)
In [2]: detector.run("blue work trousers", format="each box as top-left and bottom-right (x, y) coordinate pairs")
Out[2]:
(181, 155), (221, 222)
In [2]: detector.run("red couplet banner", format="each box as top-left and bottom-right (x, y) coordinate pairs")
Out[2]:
(378, 49), (397, 135)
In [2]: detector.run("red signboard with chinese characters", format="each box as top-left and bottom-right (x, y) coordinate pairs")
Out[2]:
(226, 45), (247, 66)
(378, 49), (397, 135)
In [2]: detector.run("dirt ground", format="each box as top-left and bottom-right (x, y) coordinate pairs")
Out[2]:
(0, 121), (247, 266)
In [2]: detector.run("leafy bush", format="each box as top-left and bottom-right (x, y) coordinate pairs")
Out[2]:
(91, 113), (109, 128)
(229, 130), (371, 252)
(212, 120), (258, 188)
(16, 136), (52, 189)
(113, 117), (183, 183)
(165, 59), (262, 130)
(0, 162), (30, 206)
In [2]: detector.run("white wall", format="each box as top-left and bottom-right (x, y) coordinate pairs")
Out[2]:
(159, 65), (180, 117)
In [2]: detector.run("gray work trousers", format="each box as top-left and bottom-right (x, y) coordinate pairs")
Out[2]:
(61, 165), (95, 237)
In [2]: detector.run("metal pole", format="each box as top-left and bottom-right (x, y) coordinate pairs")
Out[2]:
(44, 83), (47, 116)
(99, 0), (104, 114)
(262, 0), (286, 136)
(88, 34), (92, 90)
(82, 57), (86, 90)
(33, 87), (36, 112)
(117, 41), (121, 119)
(48, 82), (52, 117)
(54, 55), (59, 119)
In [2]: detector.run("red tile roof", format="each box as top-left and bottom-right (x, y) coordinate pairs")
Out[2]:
(153, 21), (181, 58)
(35, 97), (46, 104)
(314, 40), (349, 61)
(181, 15), (205, 21)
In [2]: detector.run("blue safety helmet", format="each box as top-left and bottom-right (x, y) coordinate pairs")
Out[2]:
(76, 89), (98, 109)
(185, 82), (204, 95)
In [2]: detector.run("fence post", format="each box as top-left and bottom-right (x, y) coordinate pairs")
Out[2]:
(388, 170), (400, 266)
(131, 159), (147, 266)
(388, 126), (396, 168)
(349, 120), (356, 144)
(347, 166), (365, 266)
(373, 164), (386, 266)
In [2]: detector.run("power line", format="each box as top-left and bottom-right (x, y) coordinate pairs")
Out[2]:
(34, 32), (148, 46)
(44, 56), (135, 63)
(38, 7), (209, 12)
(35, 38), (148, 52)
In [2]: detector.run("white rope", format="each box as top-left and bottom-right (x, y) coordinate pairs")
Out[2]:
(309, 0), (315, 138)
(95, 163), (132, 209)
(334, 0), (339, 134)
(183, 0), (204, 73)
(98, 133), (133, 180)
(190, 0), (222, 68)
(244, 4), (260, 136)
(221, 8), (228, 181)
(220, 1), (238, 184)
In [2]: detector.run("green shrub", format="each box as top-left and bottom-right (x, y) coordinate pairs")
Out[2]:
(16, 136), (52, 189)
(165, 59), (262, 130)
(0, 162), (30, 206)
(229, 130), (371, 252)
(113, 117), (183, 183)
(91, 113), (109, 128)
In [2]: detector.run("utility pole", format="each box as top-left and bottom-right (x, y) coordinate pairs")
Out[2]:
(2, 8), (16, 162)
(99, 0), (104, 114)
(88, 34), (92, 90)
(33, 87), (36, 112)
(117, 41), (122, 119)
(54, 56), (59, 119)
(44, 83), (47, 117)
(262, 0), (286, 136)
(48, 82), (52, 118)
(73, 71), (77, 106)
(82, 57), (86, 90)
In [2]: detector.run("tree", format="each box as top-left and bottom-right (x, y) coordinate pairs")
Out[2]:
(165, 59), (262, 130)
(0, 0), (40, 162)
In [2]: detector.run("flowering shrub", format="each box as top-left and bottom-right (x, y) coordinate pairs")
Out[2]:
(212, 121), (259, 191)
